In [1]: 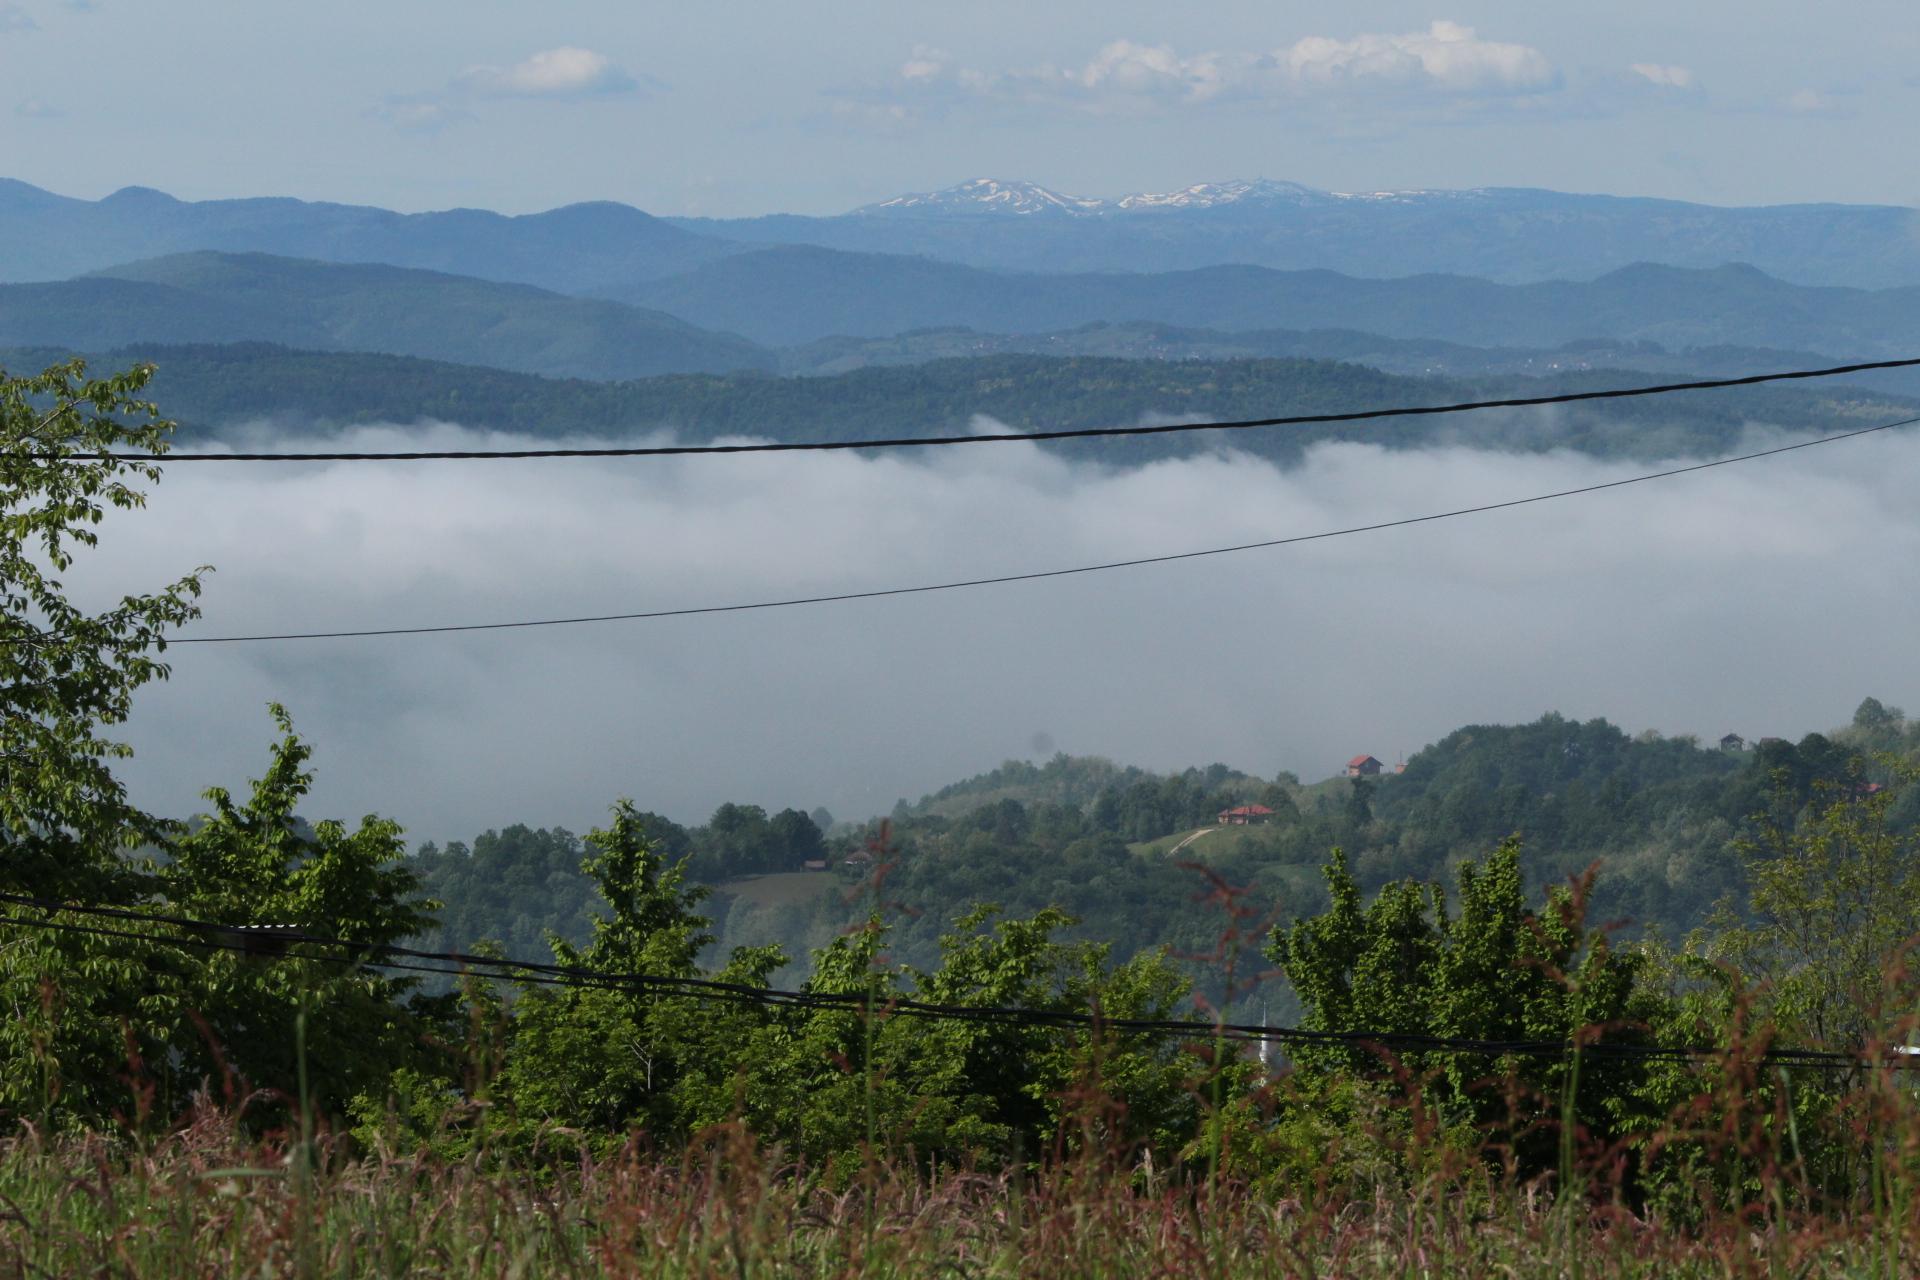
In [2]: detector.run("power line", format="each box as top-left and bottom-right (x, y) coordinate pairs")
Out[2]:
(0, 892), (1883, 1067)
(162, 414), (1920, 645)
(55, 355), (1920, 463)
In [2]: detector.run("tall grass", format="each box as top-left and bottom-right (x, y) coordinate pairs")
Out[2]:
(10, 839), (1920, 1275)
(5, 1067), (1920, 1280)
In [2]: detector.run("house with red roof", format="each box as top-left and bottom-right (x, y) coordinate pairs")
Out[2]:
(1217, 804), (1276, 826)
(1346, 755), (1383, 778)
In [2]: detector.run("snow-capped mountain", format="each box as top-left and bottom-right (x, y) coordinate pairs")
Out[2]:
(855, 177), (1482, 218)
(1114, 179), (1328, 211)
(862, 177), (1345, 217)
(861, 179), (1107, 217)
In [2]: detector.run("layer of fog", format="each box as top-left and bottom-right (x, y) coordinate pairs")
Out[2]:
(68, 419), (1920, 846)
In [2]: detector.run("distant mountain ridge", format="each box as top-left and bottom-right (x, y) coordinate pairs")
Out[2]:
(5, 343), (1901, 471)
(7, 245), (1918, 391)
(0, 252), (772, 379)
(8, 175), (1920, 290)
(863, 178), (1111, 217)
(855, 176), (1462, 217)
(677, 179), (1920, 287)
(618, 247), (1920, 355)
(0, 179), (738, 291)
(782, 323), (1920, 395)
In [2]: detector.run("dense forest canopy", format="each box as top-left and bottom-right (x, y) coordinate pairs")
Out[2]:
(3, 343), (1909, 469)
(407, 706), (1920, 1000)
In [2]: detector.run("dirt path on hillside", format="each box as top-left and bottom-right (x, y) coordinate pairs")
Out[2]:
(1166, 827), (1217, 856)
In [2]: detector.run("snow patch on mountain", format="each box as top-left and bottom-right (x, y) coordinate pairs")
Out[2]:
(864, 178), (1106, 217)
(1116, 179), (1326, 210)
(857, 177), (1500, 217)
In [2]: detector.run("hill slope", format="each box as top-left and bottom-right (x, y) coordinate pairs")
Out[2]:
(669, 182), (1920, 287)
(620, 250), (1920, 354)
(780, 323), (1920, 395)
(11, 177), (1920, 292)
(0, 253), (773, 380)
(5, 344), (1906, 468)
(0, 180), (740, 290)
(408, 706), (1920, 974)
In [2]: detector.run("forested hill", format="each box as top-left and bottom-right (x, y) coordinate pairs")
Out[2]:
(408, 702), (1920, 986)
(0, 254), (773, 380)
(0, 179), (742, 288)
(5, 343), (1910, 466)
(618, 250), (1920, 352)
(894, 755), (1248, 820)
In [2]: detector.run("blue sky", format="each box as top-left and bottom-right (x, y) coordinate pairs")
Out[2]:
(3, 2), (1914, 215)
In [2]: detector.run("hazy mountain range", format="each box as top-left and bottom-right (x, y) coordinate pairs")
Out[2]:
(784, 325), (1866, 386)
(5, 175), (1919, 420)
(614, 250), (1920, 354)
(5, 246), (1915, 384)
(6, 343), (1905, 472)
(682, 179), (1920, 287)
(0, 178), (736, 291)
(7, 176), (1920, 292)
(0, 252), (771, 380)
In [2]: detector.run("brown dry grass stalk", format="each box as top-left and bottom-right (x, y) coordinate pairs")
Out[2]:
(3, 1077), (1920, 1280)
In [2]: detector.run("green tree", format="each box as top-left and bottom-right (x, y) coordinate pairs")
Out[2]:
(0, 359), (450, 1135)
(768, 806), (826, 867)
(1852, 696), (1904, 733)
(499, 801), (788, 1146)
(0, 359), (207, 1128)
(1267, 841), (1661, 1159)
(1696, 768), (1920, 1052)
(741, 906), (1199, 1170)
(0, 359), (206, 901)
(159, 707), (454, 1120)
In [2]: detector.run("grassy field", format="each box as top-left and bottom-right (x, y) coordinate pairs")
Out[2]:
(717, 869), (839, 909)
(1129, 824), (1271, 860)
(6, 1113), (1920, 1278)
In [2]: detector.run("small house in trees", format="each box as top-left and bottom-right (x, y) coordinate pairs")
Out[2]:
(1217, 804), (1276, 826)
(1345, 755), (1383, 778)
(1720, 733), (1747, 752)
(802, 859), (828, 872)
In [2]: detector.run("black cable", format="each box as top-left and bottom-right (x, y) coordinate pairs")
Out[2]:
(156, 413), (1920, 644)
(0, 894), (1894, 1068)
(58, 355), (1920, 463)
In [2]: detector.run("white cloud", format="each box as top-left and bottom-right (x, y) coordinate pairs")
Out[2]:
(72, 420), (1920, 841)
(1786, 88), (1836, 113)
(1630, 63), (1696, 90)
(868, 21), (1560, 116)
(1069, 40), (1234, 102)
(15, 97), (61, 118)
(378, 46), (644, 133)
(456, 47), (637, 99)
(899, 45), (949, 83)
(1275, 21), (1556, 93)
(0, 4), (36, 32)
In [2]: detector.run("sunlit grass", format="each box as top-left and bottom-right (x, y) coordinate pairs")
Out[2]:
(5, 1096), (1920, 1280)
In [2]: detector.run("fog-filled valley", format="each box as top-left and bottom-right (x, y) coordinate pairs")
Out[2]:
(81, 417), (1912, 836)
(48, 412), (1904, 993)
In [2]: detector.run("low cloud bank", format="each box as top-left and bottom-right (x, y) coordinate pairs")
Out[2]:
(72, 421), (1920, 844)
(890, 24), (1559, 112)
